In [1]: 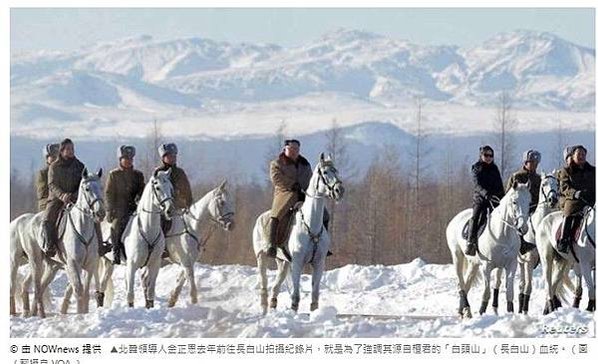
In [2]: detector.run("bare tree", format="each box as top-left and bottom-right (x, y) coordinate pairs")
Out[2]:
(494, 91), (518, 177)
(262, 119), (287, 185)
(138, 118), (163, 177)
(552, 117), (568, 172)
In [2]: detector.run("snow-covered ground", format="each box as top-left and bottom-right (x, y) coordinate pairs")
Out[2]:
(10, 259), (595, 338)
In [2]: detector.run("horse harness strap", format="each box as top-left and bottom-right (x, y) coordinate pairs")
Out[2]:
(66, 207), (95, 247)
(136, 215), (162, 267)
(299, 209), (324, 264)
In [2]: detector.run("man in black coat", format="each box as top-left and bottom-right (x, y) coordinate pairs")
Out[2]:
(465, 145), (506, 256)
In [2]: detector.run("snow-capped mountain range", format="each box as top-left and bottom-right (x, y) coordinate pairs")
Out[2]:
(10, 28), (595, 141)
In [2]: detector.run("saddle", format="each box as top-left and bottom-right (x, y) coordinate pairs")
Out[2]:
(461, 209), (489, 241)
(555, 218), (584, 243)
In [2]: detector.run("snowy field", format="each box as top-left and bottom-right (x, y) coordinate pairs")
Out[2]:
(10, 259), (595, 338)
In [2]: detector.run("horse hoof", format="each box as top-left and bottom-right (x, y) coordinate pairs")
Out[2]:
(191, 297), (198, 305)
(573, 296), (581, 309)
(291, 303), (299, 312)
(587, 300), (595, 312)
(492, 307), (498, 315)
(128, 302), (134, 308)
(507, 301), (514, 313)
(479, 300), (488, 315)
(462, 307), (472, 319)
(95, 291), (105, 307)
(145, 300), (154, 309)
(269, 297), (278, 309)
(310, 302), (319, 312)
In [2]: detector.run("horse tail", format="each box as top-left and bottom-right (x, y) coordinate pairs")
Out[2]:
(465, 256), (482, 289)
(553, 254), (573, 305)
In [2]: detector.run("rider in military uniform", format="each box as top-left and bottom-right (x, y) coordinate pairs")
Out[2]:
(154, 143), (193, 235)
(105, 145), (145, 264)
(557, 145), (596, 254)
(505, 150), (542, 254)
(36, 143), (60, 212)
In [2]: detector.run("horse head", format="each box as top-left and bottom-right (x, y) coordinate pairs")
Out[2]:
(151, 168), (176, 220)
(315, 153), (345, 202)
(540, 171), (559, 208)
(79, 167), (105, 222)
(508, 180), (532, 235)
(208, 179), (236, 231)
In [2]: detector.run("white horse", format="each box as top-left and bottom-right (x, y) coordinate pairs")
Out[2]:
(253, 154), (344, 314)
(159, 180), (235, 307)
(446, 181), (531, 318)
(537, 204), (595, 313)
(492, 172), (560, 314)
(10, 168), (106, 317)
(123, 169), (175, 308)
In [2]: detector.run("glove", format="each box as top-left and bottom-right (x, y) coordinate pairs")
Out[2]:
(574, 190), (582, 199)
(106, 211), (114, 223)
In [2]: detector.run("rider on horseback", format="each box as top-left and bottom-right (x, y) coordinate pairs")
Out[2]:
(105, 145), (145, 264)
(465, 145), (505, 256)
(36, 143), (59, 212)
(43, 138), (108, 258)
(505, 149), (542, 254)
(267, 139), (330, 258)
(155, 143), (193, 236)
(557, 145), (596, 254)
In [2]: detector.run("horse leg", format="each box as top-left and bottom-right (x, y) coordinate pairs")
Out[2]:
(60, 283), (73, 314)
(96, 258), (114, 308)
(310, 258), (325, 312)
(82, 268), (94, 313)
(125, 261), (136, 308)
(271, 259), (290, 310)
(452, 251), (471, 318)
(290, 259), (302, 312)
(10, 260), (19, 316)
(492, 268), (502, 315)
(580, 263), (595, 312)
(144, 250), (163, 309)
(256, 253), (269, 314)
(480, 264), (492, 317)
(21, 270), (33, 317)
(30, 260), (46, 318)
(185, 264), (198, 305)
(65, 260), (85, 314)
(518, 262), (525, 313)
(521, 260), (533, 314)
(167, 270), (186, 308)
(505, 262), (517, 313)
(542, 253), (555, 315)
(573, 273), (583, 309)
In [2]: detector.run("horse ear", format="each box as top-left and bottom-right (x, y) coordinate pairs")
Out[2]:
(82, 167), (88, 178)
(219, 179), (227, 190)
(153, 169), (158, 178)
(513, 181), (518, 189)
(320, 153), (325, 162)
(97, 168), (103, 178)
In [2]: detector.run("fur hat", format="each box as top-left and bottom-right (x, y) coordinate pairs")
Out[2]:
(59, 138), (73, 151)
(42, 143), (60, 158)
(563, 146), (574, 162)
(522, 149), (541, 163)
(158, 143), (178, 158)
(117, 145), (136, 159)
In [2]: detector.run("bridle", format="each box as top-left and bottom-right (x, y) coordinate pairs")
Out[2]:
(141, 178), (174, 215)
(303, 163), (342, 200)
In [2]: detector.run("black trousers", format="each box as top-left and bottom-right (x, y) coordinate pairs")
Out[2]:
(468, 199), (491, 243)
